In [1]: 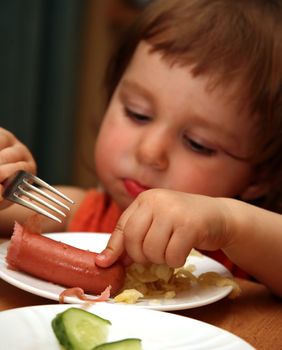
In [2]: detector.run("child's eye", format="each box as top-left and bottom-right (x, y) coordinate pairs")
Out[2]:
(124, 107), (151, 123)
(183, 135), (216, 156)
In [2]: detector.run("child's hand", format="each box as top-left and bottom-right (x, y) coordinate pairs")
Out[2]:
(95, 189), (231, 268)
(0, 128), (36, 206)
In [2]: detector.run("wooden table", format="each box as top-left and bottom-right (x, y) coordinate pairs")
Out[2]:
(176, 278), (282, 349)
(0, 241), (281, 349)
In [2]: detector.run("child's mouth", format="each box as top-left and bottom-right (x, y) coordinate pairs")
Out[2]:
(123, 179), (151, 198)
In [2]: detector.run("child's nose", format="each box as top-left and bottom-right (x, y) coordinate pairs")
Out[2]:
(136, 130), (169, 170)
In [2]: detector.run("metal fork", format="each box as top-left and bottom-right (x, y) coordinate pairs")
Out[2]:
(2, 170), (74, 223)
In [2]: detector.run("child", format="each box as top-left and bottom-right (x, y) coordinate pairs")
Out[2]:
(0, 0), (281, 295)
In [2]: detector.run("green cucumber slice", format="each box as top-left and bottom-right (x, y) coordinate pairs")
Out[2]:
(93, 338), (142, 350)
(52, 307), (111, 350)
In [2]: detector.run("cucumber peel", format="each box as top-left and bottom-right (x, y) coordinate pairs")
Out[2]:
(93, 338), (142, 350)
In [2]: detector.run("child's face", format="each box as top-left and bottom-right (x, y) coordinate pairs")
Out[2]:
(95, 41), (258, 210)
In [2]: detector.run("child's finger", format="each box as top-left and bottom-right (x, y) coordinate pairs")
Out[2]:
(95, 225), (125, 267)
(95, 199), (140, 267)
(0, 128), (16, 149)
(164, 227), (195, 267)
(0, 162), (34, 183)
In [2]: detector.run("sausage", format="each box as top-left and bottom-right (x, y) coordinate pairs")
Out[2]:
(6, 222), (125, 296)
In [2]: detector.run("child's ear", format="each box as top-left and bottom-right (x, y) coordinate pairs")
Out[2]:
(240, 177), (270, 201)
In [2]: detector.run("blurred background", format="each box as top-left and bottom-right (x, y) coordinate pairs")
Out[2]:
(0, 0), (151, 188)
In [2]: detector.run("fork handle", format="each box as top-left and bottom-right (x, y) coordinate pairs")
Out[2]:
(2, 171), (25, 198)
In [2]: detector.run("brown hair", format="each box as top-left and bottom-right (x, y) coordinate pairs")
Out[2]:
(105, 0), (282, 212)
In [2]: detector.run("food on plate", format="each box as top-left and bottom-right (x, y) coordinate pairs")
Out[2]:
(52, 307), (111, 350)
(6, 221), (125, 296)
(114, 251), (241, 303)
(94, 339), (142, 350)
(5, 217), (239, 303)
(52, 307), (142, 350)
(114, 288), (144, 304)
(198, 271), (241, 299)
(58, 286), (112, 304)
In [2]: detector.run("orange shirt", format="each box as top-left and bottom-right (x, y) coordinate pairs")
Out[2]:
(68, 190), (122, 233)
(69, 189), (248, 279)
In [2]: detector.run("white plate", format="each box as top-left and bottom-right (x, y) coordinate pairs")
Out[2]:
(0, 303), (255, 349)
(0, 232), (233, 311)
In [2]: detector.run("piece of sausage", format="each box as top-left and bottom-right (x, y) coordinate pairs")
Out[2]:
(6, 222), (125, 296)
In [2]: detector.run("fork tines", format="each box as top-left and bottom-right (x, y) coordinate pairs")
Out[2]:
(3, 170), (74, 223)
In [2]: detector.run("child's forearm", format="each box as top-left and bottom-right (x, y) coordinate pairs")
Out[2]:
(221, 198), (282, 297)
